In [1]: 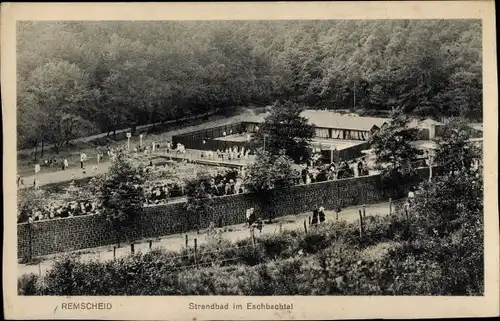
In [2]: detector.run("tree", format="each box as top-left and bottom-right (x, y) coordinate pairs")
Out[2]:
(16, 20), (483, 156)
(398, 170), (484, 294)
(434, 119), (481, 173)
(244, 149), (298, 222)
(95, 153), (146, 245)
(370, 108), (422, 191)
(23, 60), (96, 153)
(251, 101), (315, 164)
(185, 173), (214, 231)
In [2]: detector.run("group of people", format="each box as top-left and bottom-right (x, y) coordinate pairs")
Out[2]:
(18, 199), (102, 224)
(197, 146), (252, 162)
(245, 207), (263, 233)
(301, 158), (369, 185)
(311, 205), (326, 225)
(215, 146), (252, 161)
(144, 182), (184, 206)
(204, 176), (246, 197)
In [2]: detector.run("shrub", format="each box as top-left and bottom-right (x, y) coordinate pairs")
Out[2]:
(93, 154), (146, 244)
(18, 179), (484, 296)
(17, 273), (39, 295)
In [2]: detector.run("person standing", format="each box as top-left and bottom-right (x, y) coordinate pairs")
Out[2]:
(63, 158), (69, 170)
(301, 167), (309, 185)
(34, 163), (41, 175)
(319, 206), (326, 224)
(97, 153), (101, 165)
(255, 217), (263, 234)
(246, 208), (256, 226)
(306, 173), (312, 185)
(311, 205), (319, 225)
(407, 188), (415, 207)
(80, 153), (84, 169)
(353, 161), (359, 178)
(357, 160), (364, 177)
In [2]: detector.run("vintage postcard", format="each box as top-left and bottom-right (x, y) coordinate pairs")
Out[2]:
(2, 1), (499, 320)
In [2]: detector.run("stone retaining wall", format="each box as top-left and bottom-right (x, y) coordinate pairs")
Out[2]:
(18, 167), (434, 259)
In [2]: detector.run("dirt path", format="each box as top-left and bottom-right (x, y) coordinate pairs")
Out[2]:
(18, 149), (256, 188)
(17, 110), (222, 156)
(17, 201), (391, 277)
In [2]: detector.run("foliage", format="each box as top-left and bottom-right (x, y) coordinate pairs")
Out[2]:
(184, 172), (214, 230)
(20, 198), (483, 295)
(411, 170), (483, 239)
(17, 20), (482, 152)
(17, 189), (47, 223)
(94, 154), (146, 237)
(18, 60), (96, 153)
(370, 108), (422, 189)
(17, 273), (40, 295)
(434, 119), (481, 173)
(251, 101), (315, 163)
(19, 160), (483, 296)
(244, 149), (299, 193)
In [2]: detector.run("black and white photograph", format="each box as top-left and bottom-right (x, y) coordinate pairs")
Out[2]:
(2, 1), (498, 320)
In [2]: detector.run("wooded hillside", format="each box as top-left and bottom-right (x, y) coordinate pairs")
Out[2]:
(17, 20), (482, 149)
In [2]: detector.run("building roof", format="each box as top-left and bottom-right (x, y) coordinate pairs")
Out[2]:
(408, 118), (444, 128)
(301, 110), (390, 131)
(243, 110), (391, 131)
(412, 140), (439, 150)
(468, 123), (483, 131)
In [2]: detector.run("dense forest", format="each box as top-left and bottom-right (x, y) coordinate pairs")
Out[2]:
(17, 20), (482, 149)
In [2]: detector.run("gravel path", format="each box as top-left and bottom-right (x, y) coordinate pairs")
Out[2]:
(17, 201), (391, 277)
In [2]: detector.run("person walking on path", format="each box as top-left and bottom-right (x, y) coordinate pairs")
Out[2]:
(254, 217), (263, 234)
(246, 207), (256, 227)
(34, 163), (41, 175)
(80, 153), (87, 169)
(311, 205), (319, 225)
(318, 206), (326, 224)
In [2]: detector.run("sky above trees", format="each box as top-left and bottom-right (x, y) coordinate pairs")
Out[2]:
(17, 20), (482, 150)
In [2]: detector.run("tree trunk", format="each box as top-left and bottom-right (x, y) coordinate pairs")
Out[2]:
(53, 142), (61, 154)
(34, 142), (38, 162)
(41, 141), (44, 157)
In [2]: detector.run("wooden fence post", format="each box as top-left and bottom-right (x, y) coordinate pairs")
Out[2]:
(358, 210), (364, 239)
(389, 198), (392, 214)
(185, 234), (189, 248)
(308, 216), (311, 226)
(194, 238), (198, 267)
(363, 207), (366, 218)
(149, 240), (153, 250)
(279, 222), (283, 233)
(130, 243), (135, 254)
(251, 228), (256, 247)
(28, 223), (33, 263)
(303, 219), (308, 234)
(113, 246), (116, 260)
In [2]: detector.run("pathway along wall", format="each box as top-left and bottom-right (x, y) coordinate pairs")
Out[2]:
(17, 168), (434, 259)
